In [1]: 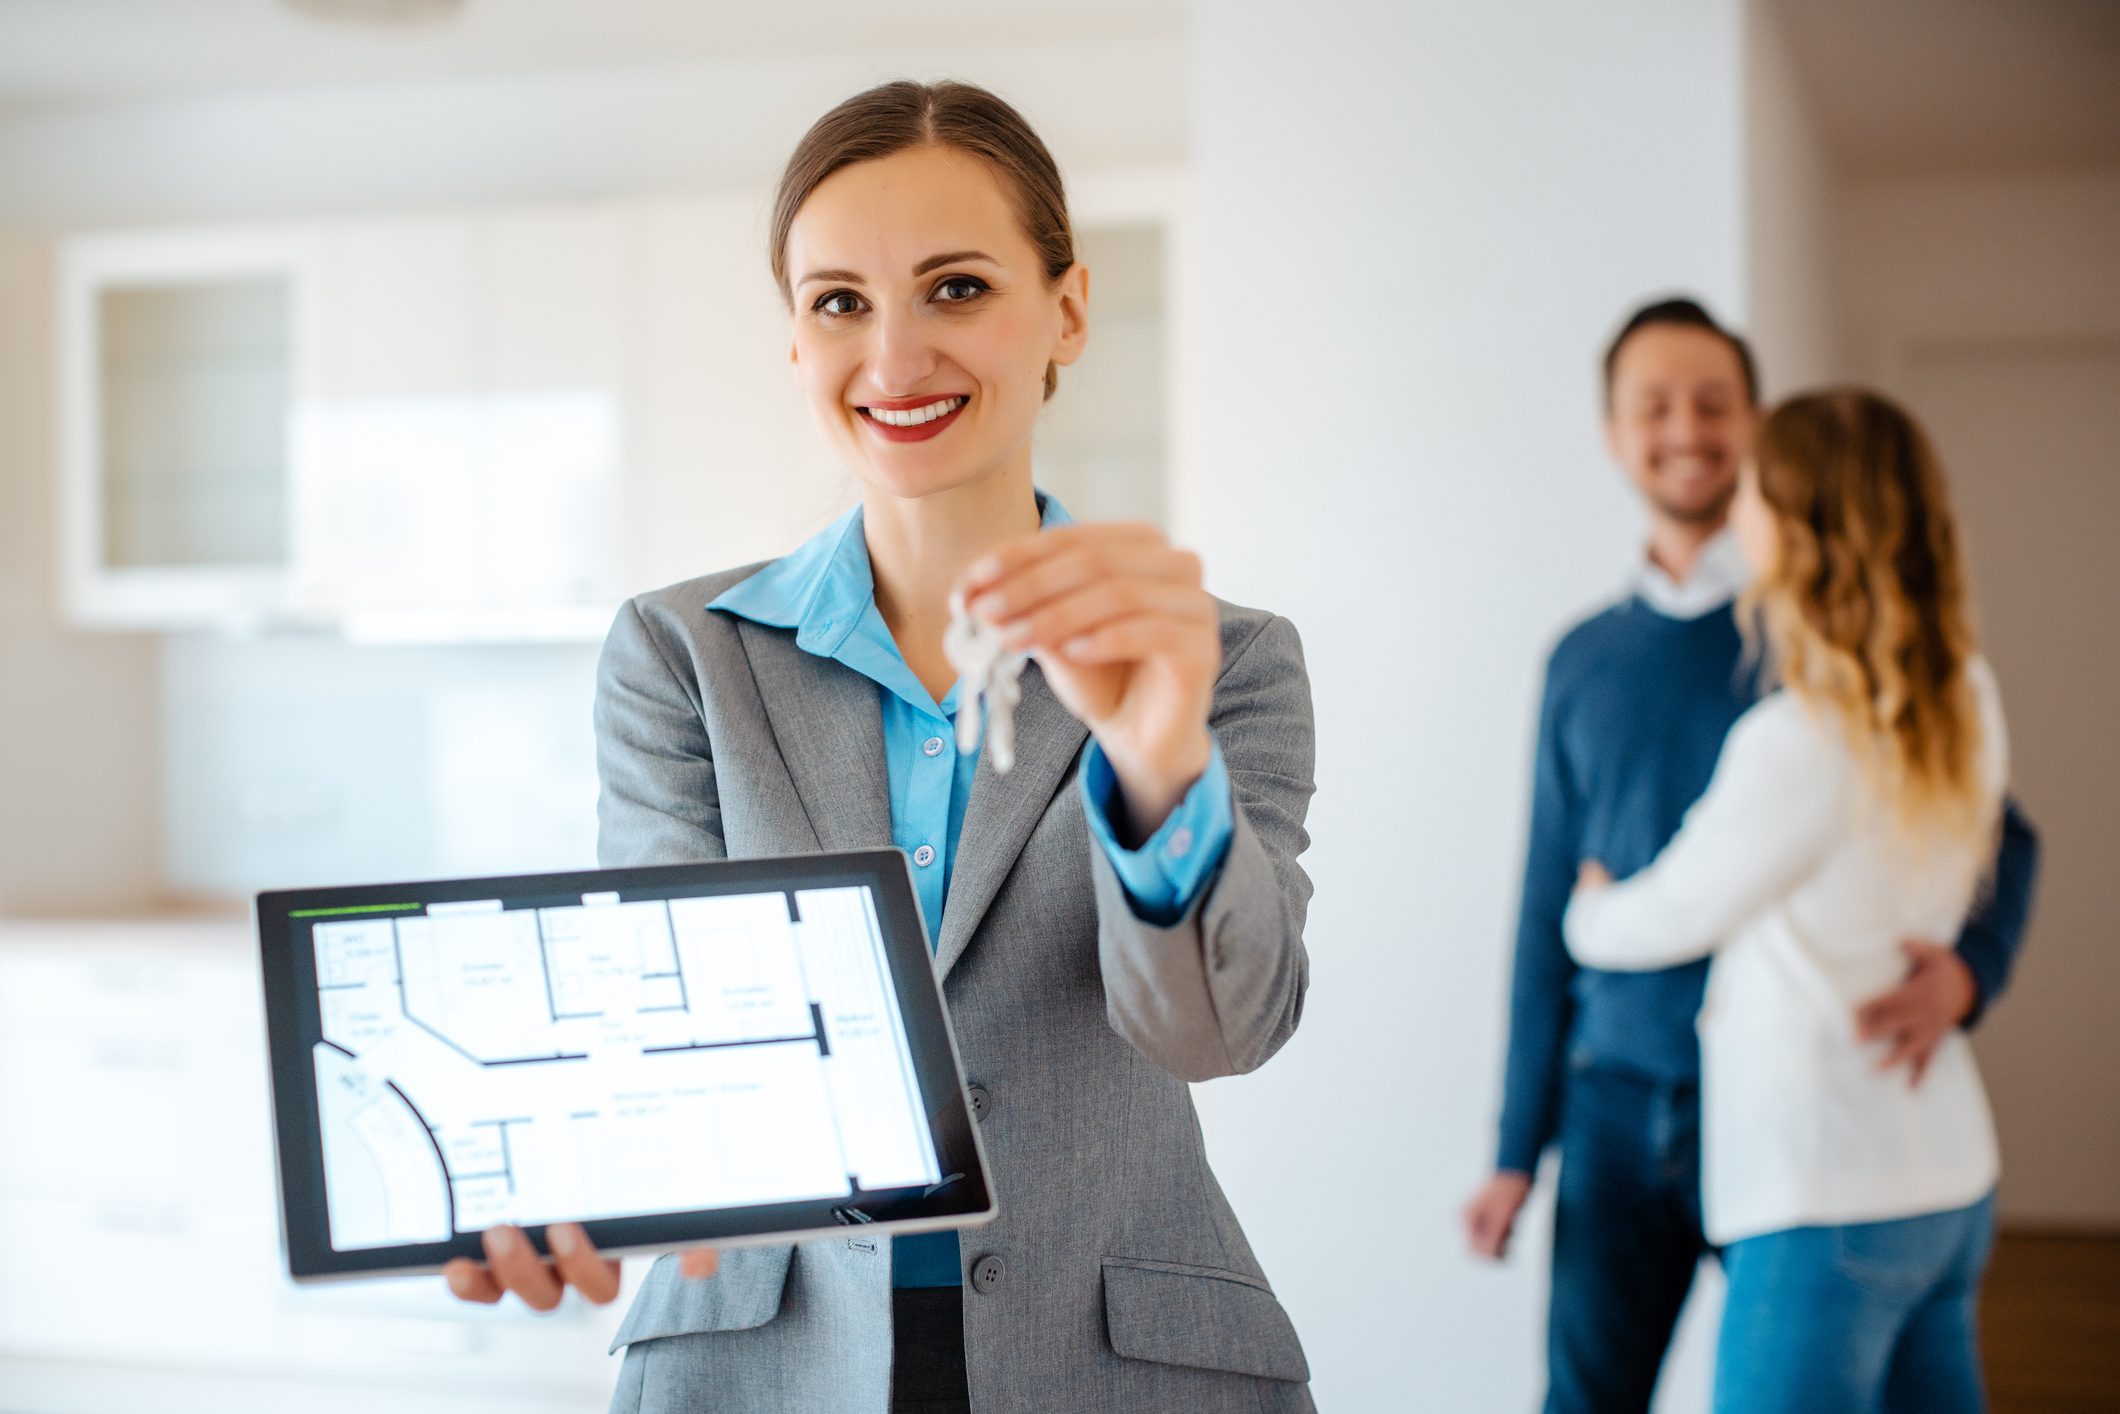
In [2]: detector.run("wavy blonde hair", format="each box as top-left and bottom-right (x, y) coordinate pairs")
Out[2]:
(1744, 389), (1990, 835)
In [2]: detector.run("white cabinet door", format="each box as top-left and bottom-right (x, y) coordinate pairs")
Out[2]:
(59, 223), (324, 629)
(296, 206), (627, 640)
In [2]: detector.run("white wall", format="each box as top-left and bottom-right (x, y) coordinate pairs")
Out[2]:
(1744, 0), (1840, 395)
(1191, 2), (1745, 1407)
(0, 232), (163, 916)
(1839, 168), (2120, 1230)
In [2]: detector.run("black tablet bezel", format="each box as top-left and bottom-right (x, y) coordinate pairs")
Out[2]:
(257, 849), (993, 1281)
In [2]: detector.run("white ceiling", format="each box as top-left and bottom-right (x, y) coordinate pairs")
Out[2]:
(0, 0), (1184, 109)
(1771, 0), (2120, 177)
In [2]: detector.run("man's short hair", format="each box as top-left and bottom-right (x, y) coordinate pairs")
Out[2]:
(1602, 297), (1760, 410)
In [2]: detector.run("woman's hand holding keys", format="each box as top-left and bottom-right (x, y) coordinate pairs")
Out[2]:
(961, 522), (1220, 844)
(443, 1223), (717, 1310)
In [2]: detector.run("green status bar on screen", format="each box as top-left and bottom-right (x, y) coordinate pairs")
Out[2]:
(288, 903), (422, 918)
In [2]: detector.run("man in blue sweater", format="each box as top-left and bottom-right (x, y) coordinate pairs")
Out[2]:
(1462, 299), (2040, 1413)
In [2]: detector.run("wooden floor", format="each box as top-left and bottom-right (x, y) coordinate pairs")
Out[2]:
(1983, 1230), (2120, 1413)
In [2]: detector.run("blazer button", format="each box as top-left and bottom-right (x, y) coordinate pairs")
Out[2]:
(970, 1254), (1005, 1294)
(966, 1085), (991, 1122)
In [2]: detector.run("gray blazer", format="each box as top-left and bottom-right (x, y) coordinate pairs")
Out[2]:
(593, 562), (1318, 1414)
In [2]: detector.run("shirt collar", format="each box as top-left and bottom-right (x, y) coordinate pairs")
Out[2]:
(1634, 525), (1750, 620)
(708, 490), (1074, 708)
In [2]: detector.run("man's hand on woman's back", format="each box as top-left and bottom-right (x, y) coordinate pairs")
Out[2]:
(1855, 941), (1977, 1086)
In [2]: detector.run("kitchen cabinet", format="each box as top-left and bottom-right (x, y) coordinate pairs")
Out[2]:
(61, 207), (629, 640)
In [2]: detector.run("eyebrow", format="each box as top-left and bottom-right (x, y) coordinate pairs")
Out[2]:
(912, 249), (998, 276)
(795, 250), (1001, 289)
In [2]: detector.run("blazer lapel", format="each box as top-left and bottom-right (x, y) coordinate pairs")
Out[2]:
(936, 663), (1090, 981)
(735, 617), (893, 853)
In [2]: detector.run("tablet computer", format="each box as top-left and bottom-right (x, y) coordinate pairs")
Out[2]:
(257, 850), (993, 1282)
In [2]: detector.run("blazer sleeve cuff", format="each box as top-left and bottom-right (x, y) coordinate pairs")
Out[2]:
(1079, 738), (1235, 926)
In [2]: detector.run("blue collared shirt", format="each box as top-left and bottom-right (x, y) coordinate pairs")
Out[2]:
(708, 492), (1232, 1284)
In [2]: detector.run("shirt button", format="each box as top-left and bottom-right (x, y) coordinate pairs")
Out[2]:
(923, 736), (946, 757)
(965, 1084), (991, 1122)
(970, 1254), (1005, 1294)
(912, 844), (936, 868)
(1166, 826), (1194, 859)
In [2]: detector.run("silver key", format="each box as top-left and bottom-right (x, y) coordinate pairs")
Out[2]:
(942, 600), (1029, 774)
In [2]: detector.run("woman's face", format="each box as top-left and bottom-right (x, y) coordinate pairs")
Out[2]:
(1731, 461), (1780, 577)
(783, 144), (1088, 502)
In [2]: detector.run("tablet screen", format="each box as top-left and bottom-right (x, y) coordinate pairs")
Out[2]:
(260, 854), (989, 1279)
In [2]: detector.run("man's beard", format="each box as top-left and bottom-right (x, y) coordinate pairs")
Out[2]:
(1650, 478), (1736, 528)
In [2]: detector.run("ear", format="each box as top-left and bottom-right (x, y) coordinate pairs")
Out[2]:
(1048, 262), (1090, 370)
(1601, 412), (1622, 465)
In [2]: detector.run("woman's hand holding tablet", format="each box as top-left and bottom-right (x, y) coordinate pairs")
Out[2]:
(441, 1221), (717, 1308)
(444, 1222), (627, 1308)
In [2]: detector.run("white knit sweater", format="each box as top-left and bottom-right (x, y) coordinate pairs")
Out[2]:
(1564, 660), (2007, 1244)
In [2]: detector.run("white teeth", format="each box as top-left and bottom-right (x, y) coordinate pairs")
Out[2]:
(867, 397), (961, 427)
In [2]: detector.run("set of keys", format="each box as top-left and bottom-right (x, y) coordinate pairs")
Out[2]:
(942, 596), (1029, 775)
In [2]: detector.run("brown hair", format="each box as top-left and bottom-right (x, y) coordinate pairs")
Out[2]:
(1746, 388), (1989, 832)
(770, 80), (1076, 400)
(1602, 296), (1760, 411)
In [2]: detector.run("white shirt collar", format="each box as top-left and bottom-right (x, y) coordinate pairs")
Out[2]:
(1634, 526), (1750, 620)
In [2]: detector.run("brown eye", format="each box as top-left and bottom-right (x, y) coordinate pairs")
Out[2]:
(933, 276), (987, 304)
(815, 290), (863, 317)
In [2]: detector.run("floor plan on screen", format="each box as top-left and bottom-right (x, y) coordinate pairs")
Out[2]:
(307, 886), (938, 1250)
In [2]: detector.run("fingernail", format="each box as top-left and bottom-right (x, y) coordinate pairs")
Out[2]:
(1002, 620), (1032, 645)
(487, 1226), (514, 1256)
(548, 1224), (576, 1257)
(1065, 637), (1093, 656)
(968, 557), (1000, 583)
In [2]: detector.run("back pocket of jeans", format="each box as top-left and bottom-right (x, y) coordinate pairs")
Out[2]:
(1833, 1213), (1959, 1294)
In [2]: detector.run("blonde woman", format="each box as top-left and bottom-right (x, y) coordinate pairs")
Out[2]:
(1565, 389), (2007, 1414)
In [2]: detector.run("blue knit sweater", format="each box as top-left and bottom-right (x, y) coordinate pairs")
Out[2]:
(1495, 595), (2040, 1175)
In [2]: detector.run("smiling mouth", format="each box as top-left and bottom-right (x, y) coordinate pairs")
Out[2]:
(860, 396), (966, 427)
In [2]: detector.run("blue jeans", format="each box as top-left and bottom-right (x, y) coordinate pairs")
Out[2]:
(1546, 1061), (1714, 1414)
(1716, 1193), (1996, 1414)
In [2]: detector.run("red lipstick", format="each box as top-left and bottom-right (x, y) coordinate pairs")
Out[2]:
(857, 395), (968, 444)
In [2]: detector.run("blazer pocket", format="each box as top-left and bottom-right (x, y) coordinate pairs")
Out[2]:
(1101, 1257), (1310, 1383)
(609, 1245), (795, 1351)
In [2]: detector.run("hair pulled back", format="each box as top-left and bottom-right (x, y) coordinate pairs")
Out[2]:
(1747, 388), (1989, 835)
(771, 80), (1076, 401)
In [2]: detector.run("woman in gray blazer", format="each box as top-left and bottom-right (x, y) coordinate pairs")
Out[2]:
(445, 80), (1317, 1414)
